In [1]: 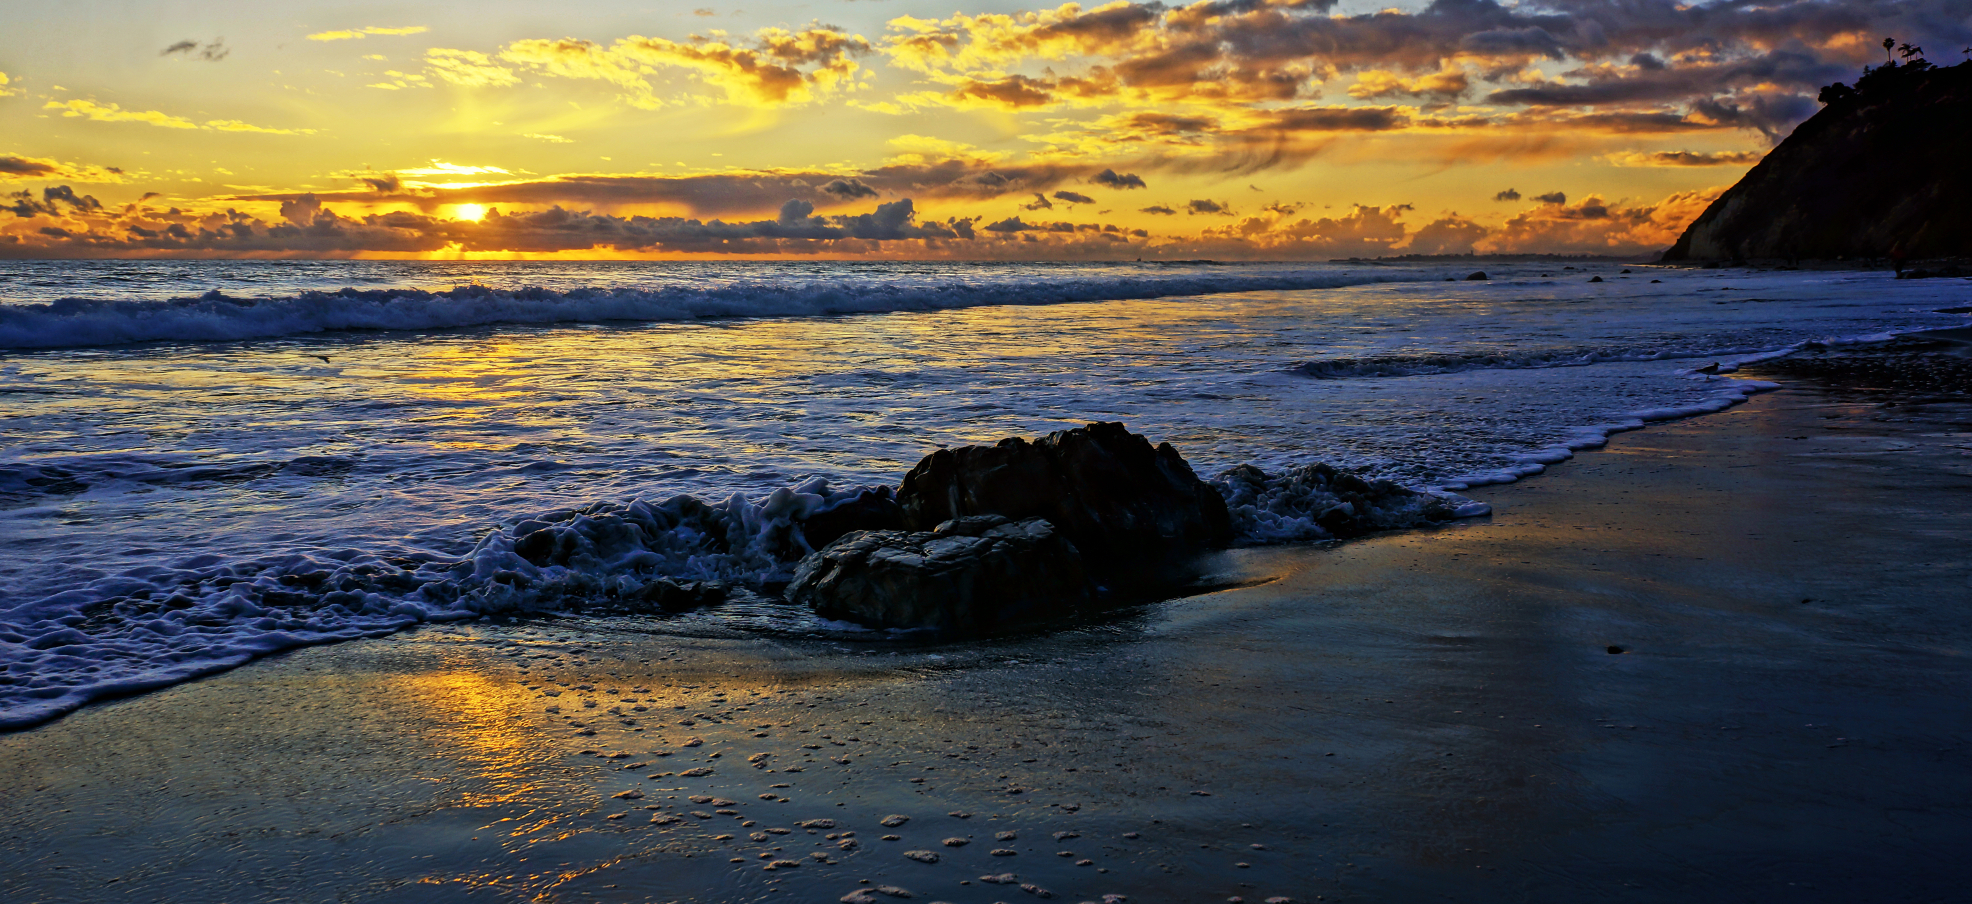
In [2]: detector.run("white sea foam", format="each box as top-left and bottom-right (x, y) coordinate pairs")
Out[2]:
(0, 270), (1413, 350)
(0, 478), (887, 729)
(1430, 375), (1783, 491)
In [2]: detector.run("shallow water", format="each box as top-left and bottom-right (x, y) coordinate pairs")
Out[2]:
(2, 260), (1968, 727)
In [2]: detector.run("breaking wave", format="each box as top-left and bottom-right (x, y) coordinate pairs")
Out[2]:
(0, 464), (1490, 729)
(0, 270), (1416, 351)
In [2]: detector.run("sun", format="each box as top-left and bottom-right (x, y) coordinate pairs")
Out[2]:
(450, 203), (488, 222)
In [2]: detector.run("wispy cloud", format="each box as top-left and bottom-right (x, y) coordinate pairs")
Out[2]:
(307, 26), (430, 42)
(0, 153), (127, 183)
(423, 48), (520, 87)
(1606, 150), (1765, 167)
(160, 39), (228, 61)
(44, 99), (316, 135)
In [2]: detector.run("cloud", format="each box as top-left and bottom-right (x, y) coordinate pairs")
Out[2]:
(820, 178), (879, 200)
(1187, 199), (1229, 215)
(0, 71), (18, 97)
(1143, 188), (1723, 259)
(949, 74), (1062, 109)
(161, 39), (228, 61)
(869, 0), (1970, 160)
(44, 99), (314, 134)
(231, 157), (1087, 219)
(424, 48), (521, 88)
(1091, 168), (1146, 189)
(778, 198), (814, 222)
(1349, 67), (1468, 100)
(525, 133), (573, 143)
(45, 99), (198, 130)
(1687, 92), (1822, 142)
(1188, 204), (1414, 257)
(1021, 192), (1054, 211)
(1052, 190), (1095, 205)
(308, 26), (430, 42)
(1477, 189), (1725, 256)
(395, 161), (512, 178)
(206, 120), (314, 135)
(500, 25), (873, 107)
(6, 185), (103, 217)
(0, 153), (125, 183)
(1493, 188), (1521, 201)
(1533, 191), (1567, 205)
(1403, 215), (1490, 255)
(1140, 204), (1176, 215)
(1607, 150), (1765, 167)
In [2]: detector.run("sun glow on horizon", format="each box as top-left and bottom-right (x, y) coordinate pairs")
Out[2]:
(450, 204), (489, 222)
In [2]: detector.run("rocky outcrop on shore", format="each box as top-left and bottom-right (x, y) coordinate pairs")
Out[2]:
(787, 422), (1234, 631)
(1662, 60), (1972, 263)
(786, 515), (1091, 631)
(896, 421), (1232, 579)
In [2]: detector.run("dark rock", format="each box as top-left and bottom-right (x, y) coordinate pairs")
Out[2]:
(799, 487), (905, 551)
(895, 422), (1231, 586)
(1663, 60), (1972, 262)
(1607, 645), (1626, 655)
(1589, 275), (1604, 283)
(786, 515), (1091, 631)
(1464, 271), (1489, 280)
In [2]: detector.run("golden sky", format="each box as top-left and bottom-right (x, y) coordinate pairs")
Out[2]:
(1, 0), (1959, 259)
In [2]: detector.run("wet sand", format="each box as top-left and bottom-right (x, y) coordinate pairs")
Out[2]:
(3, 375), (1970, 903)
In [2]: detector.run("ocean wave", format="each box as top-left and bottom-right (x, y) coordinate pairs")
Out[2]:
(0, 271), (1413, 351)
(0, 462), (1494, 729)
(1289, 344), (1787, 379)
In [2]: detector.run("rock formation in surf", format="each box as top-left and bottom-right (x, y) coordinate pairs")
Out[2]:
(787, 515), (1091, 631)
(786, 422), (1233, 630)
(895, 420), (1232, 578)
(1662, 58), (1972, 263)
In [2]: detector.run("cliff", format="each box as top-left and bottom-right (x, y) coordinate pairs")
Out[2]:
(1663, 60), (1972, 262)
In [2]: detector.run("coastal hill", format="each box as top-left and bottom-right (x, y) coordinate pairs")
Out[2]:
(1663, 58), (1972, 262)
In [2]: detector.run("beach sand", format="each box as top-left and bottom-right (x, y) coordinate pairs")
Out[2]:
(3, 371), (1969, 903)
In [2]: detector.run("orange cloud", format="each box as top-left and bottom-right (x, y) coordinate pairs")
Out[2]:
(1476, 189), (1724, 255)
(500, 25), (872, 108)
(424, 49), (521, 88)
(44, 99), (315, 134)
(307, 26), (430, 42)
(1, 153), (127, 183)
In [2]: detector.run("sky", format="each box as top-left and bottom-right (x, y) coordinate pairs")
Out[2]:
(1, 0), (1966, 260)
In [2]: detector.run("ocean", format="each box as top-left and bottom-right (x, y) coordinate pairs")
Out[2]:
(2, 259), (1965, 729)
